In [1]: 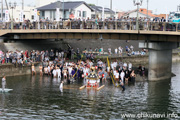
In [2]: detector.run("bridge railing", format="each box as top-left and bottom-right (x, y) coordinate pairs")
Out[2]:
(1, 21), (180, 32)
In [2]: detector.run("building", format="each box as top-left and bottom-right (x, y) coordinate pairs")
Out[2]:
(122, 8), (156, 18)
(0, 6), (35, 22)
(89, 5), (115, 19)
(36, 0), (57, 8)
(37, 1), (93, 20)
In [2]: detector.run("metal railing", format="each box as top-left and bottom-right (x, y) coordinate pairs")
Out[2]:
(1, 21), (180, 32)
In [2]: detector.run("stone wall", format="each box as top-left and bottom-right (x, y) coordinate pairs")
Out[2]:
(0, 63), (40, 77)
(65, 39), (142, 52)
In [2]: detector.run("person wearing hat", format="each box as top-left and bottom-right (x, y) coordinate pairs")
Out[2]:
(2, 76), (6, 91)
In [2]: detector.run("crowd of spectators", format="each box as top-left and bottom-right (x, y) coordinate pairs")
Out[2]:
(1, 16), (177, 31)
(0, 45), (147, 66)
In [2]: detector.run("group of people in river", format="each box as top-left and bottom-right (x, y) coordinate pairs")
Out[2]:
(31, 54), (139, 91)
(1, 47), (147, 91)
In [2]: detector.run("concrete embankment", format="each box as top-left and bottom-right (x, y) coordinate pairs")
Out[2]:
(0, 63), (40, 77)
(98, 53), (180, 67)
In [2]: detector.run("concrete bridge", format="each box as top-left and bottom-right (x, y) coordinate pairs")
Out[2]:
(0, 28), (180, 81)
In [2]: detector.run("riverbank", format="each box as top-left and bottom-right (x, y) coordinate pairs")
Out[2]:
(95, 53), (180, 67)
(0, 53), (179, 77)
(0, 62), (40, 77)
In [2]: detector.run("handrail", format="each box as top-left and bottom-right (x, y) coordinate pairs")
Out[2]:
(0, 21), (180, 32)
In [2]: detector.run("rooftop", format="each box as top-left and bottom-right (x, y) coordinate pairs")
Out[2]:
(90, 5), (115, 14)
(37, 1), (93, 11)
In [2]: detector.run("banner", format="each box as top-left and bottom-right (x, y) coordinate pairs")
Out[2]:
(5, 10), (9, 22)
(34, 9), (37, 21)
(19, 10), (24, 22)
(56, 8), (60, 21)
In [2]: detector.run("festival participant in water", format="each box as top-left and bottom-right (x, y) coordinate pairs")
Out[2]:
(53, 67), (57, 78)
(68, 66), (72, 79)
(103, 70), (108, 81)
(31, 64), (36, 76)
(56, 67), (61, 78)
(114, 70), (119, 82)
(120, 70), (125, 83)
(44, 66), (48, 75)
(120, 79), (125, 91)
(63, 67), (68, 79)
(125, 70), (129, 84)
(130, 70), (136, 83)
(39, 65), (43, 76)
(59, 81), (64, 89)
(141, 66), (146, 77)
(2, 76), (6, 91)
(47, 65), (51, 76)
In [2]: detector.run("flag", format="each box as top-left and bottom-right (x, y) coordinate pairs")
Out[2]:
(19, 10), (24, 22)
(5, 10), (9, 22)
(56, 8), (60, 21)
(34, 9), (37, 21)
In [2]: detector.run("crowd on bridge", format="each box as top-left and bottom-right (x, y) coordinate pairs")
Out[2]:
(0, 16), (178, 31)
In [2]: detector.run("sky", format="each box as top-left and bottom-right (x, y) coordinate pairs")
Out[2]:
(19, 0), (180, 14)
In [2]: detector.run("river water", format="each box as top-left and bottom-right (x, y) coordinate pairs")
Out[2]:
(0, 63), (180, 120)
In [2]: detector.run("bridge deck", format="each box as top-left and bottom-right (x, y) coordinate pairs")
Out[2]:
(0, 29), (180, 42)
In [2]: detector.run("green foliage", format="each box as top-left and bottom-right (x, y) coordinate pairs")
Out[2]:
(88, 4), (95, 6)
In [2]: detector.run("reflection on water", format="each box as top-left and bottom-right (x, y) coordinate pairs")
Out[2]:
(0, 63), (180, 119)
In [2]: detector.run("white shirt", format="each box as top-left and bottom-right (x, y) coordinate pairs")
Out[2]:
(120, 72), (125, 81)
(128, 63), (132, 69)
(53, 69), (57, 77)
(115, 72), (119, 79)
(115, 48), (118, 53)
(60, 82), (63, 89)
(68, 67), (72, 75)
(123, 63), (127, 67)
(56, 69), (61, 75)
(48, 66), (51, 72)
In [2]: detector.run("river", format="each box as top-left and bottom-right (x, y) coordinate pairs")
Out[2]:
(0, 62), (180, 119)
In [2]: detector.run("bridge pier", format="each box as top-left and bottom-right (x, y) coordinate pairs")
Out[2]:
(139, 42), (178, 81)
(0, 37), (5, 43)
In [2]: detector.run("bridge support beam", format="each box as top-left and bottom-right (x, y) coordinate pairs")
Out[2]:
(139, 42), (178, 81)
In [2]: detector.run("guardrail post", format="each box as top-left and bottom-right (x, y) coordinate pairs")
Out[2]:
(176, 23), (178, 32)
(103, 21), (105, 29)
(115, 21), (117, 30)
(151, 22), (153, 31)
(70, 21), (72, 29)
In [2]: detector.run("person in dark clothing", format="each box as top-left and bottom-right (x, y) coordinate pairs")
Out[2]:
(49, 50), (55, 60)
(141, 66), (146, 77)
(138, 64), (142, 76)
(125, 70), (129, 84)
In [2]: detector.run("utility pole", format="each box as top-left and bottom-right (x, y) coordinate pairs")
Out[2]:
(177, 4), (180, 12)
(147, 0), (148, 18)
(133, 0), (143, 30)
(1, 0), (3, 21)
(22, 0), (24, 10)
(110, 0), (112, 18)
(63, 0), (64, 20)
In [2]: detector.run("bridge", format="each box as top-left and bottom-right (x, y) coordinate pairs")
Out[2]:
(0, 29), (180, 42)
(0, 21), (180, 81)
